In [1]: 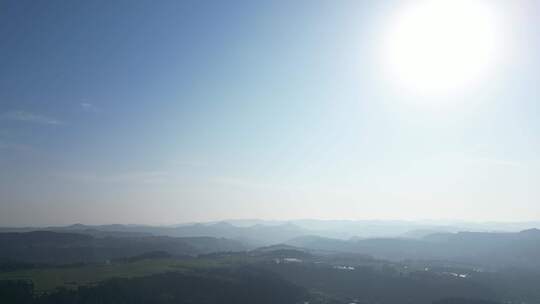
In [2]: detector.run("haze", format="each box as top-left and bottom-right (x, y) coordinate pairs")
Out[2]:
(1, 0), (540, 226)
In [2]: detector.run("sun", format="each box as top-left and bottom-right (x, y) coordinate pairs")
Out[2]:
(382, 0), (503, 95)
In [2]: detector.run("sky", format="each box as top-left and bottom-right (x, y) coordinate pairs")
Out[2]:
(1, 0), (539, 226)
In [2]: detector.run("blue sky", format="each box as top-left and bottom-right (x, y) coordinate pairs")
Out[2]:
(1, 0), (539, 225)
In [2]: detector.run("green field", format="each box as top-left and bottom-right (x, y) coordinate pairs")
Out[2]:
(0, 257), (232, 292)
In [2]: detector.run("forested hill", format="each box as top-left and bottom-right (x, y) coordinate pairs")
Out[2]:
(0, 267), (308, 304)
(0, 231), (246, 264)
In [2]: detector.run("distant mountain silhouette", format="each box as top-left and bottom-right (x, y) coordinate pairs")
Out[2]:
(286, 229), (540, 269)
(3, 220), (538, 247)
(11, 222), (313, 247)
(2, 223), (539, 267)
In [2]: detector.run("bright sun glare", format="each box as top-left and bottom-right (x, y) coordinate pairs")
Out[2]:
(382, 0), (503, 95)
